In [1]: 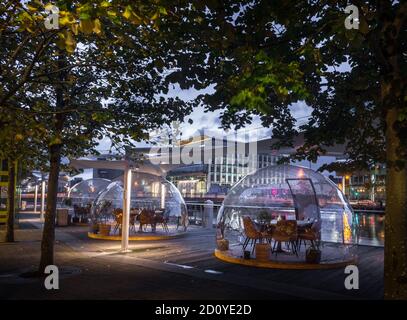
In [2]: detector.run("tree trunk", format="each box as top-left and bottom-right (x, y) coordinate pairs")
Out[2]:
(38, 51), (66, 274)
(5, 159), (15, 242)
(384, 107), (407, 299)
(38, 143), (62, 273)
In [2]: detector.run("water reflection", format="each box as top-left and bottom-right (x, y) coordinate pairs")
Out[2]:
(355, 212), (385, 247)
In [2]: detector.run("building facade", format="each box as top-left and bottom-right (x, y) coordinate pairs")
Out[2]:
(167, 153), (277, 198)
(348, 164), (386, 202)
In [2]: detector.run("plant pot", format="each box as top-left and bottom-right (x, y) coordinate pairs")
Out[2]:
(217, 239), (229, 251)
(98, 223), (111, 236)
(90, 223), (99, 234)
(306, 248), (321, 264)
(243, 251), (251, 259)
(255, 243), (271, 261)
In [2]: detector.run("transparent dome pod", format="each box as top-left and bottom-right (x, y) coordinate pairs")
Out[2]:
(90, 181), (124, 225)
(68, 178), (111, 207)
(129, 171), (187, 216)
(90, 173), (188, 235)
(217, 165), (358, 265)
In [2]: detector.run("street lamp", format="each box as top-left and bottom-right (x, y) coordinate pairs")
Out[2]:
(41, 179), (46, 221)
(34, 184), (38, 213)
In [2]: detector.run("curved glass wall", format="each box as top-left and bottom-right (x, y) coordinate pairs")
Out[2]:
(216, 165), (358, 265)
(68, 178), (111, 207)
(64, 178), (111, 223)
(90, 172), (188, 235)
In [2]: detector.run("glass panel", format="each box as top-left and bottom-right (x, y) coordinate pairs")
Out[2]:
(286, 178), (320, 221)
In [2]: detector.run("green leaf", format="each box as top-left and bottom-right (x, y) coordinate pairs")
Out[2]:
(158, 7), (167, 15)
(44, 3), (54, 11)
(79, 12), (91, 20)
(79, 19), (94, 34)
(49, 137), (62, 146)
(123, 6), (132, 19)
(93, 18), (102, 34)
(100, 1), (111, 8)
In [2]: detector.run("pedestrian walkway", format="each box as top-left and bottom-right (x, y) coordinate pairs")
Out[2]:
(0, 217), (383, 299)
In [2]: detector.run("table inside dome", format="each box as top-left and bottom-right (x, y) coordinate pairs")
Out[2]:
(214, 164), (359, 269)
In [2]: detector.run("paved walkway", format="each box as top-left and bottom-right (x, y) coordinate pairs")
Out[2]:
(0, 215), (384, 300)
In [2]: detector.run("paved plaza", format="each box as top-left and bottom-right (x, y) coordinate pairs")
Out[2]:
(0, 213), (383, 300)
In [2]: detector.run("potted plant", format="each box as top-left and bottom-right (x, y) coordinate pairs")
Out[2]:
(63, 198), (72, 207)
(255, 242), (271, 261)
(257, 210), (272, 224)
(90, 220), (99, 234)
(216, 219), (229, 251)
(217, 238), (229, 251)
(98, 222), (111, 236)
(305, 242), (321, 264)
(97, 200), (112, 236)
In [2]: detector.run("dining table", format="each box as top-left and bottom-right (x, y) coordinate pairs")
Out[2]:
(269, 219), (313, 228)
(255, 219), (314, 253)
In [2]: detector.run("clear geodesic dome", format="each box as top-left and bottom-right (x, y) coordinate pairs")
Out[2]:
(68, 178), (111, 207)
(216, 165), (358, 266)
(90, 172), (188, 236)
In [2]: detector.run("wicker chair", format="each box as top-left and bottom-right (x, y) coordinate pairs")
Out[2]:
(113, 208), (123, 234)
(242, 216), (267, 254)
(272, 220), (298, 256)
(154, 210), (169, 233)
(298, 219), (321, 250)
(139, 209), (156, 232)
(130, 208), (140, 232)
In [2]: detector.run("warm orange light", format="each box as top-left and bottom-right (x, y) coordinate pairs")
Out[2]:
(345, 175), (350, 180)
(298, 169), (304, 177)
(343, 212), (352, 243)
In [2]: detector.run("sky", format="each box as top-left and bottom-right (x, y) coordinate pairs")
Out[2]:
(96, 84), (313, 153)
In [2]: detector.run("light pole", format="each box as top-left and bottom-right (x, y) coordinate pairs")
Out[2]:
(40, 180), (46, 221)
(342, 175), (350, 197)
(121, 163), (132, 253)
(342, 176), (346, 195)
(34, 184), (38, 213)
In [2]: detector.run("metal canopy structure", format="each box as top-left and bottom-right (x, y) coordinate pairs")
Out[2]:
(69, 158), (166, 252)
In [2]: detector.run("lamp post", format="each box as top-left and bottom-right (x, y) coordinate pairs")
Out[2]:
(34, 184), (38, 213)
(160, 184), (166, 209)
(342, 175), (350, 197)
(40, 180), (46, 221)
(342, 176), (346, 194)
(121, 163), (132, 252)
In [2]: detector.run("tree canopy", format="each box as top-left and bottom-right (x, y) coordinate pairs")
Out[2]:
(192, 0), (406, 299)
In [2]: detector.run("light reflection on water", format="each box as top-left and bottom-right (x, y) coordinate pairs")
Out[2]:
(355, 212), (385, 247)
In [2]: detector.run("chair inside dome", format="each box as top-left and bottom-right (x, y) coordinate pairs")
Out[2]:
(68, 178), (111, 206)
(66, 178), (111, 223)
(90, 172), (188, 236)
(216, 165), (359, 267)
